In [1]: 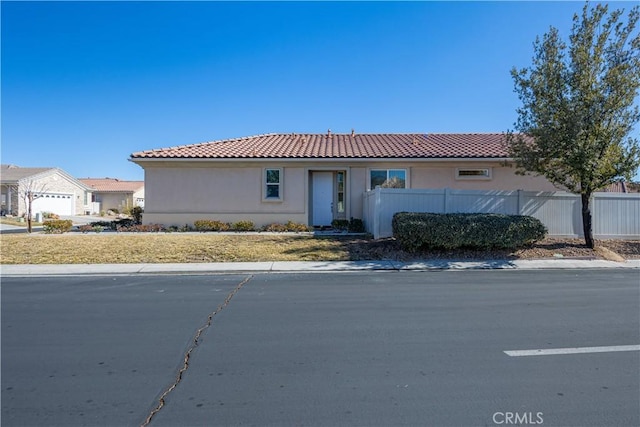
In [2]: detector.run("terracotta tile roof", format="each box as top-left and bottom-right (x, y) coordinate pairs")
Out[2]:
(79, 178), (144, 193)
(602, 181), (639, 193)
(130, 133), (511, 160)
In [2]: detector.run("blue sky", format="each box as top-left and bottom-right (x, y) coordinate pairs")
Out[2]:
(2, 1), (638, 181)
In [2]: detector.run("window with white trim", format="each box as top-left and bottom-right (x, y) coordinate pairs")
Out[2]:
(370, 169), (406, 189)
(264, 168), (282, 200)
(456, 168), (491, 180)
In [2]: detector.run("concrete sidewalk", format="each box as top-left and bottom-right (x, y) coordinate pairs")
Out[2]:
(2, 259), (639, 276)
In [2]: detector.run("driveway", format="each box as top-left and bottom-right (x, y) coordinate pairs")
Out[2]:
(0, 215), (105, 234)
(59, 214), (106, 225)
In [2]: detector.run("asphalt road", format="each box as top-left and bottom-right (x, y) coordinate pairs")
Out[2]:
(2, 270), (639, 427)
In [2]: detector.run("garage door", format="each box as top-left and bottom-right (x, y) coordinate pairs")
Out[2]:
(32, 193), (74, 216)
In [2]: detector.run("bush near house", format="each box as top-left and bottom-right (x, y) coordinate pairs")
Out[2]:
(42, 212), (60, 220)
(331, 218), (366, 233)
(331, 219), (349, 230)
(131, 206), (143, 224)
(392, 212), (547, 252)
(118, 224), (165, 232)
(285, 221), (311, 232)
(262, 223), (288, 232)
(231, 220), (255, 231)
(43, 220), (73, 234)
(79, 224), (104, 233)
(347, 218), (365, 233)
(193, 220), (231, 232)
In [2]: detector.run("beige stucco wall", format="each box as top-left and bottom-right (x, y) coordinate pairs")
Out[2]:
(135, 160), (558, 227)
(409, 162), (558, 191)
(141, 163), (307, 227)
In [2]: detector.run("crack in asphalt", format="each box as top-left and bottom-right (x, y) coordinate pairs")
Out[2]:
(141, 275), (253, 426)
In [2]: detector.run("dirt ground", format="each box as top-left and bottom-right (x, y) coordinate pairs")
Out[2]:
(343, 237), (640, 261)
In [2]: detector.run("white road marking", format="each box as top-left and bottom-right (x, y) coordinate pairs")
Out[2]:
(505, 345), (640, 357)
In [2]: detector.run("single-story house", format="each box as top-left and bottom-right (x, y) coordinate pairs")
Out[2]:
(129, 132), (559, 228)
(79, 178), (145, 213)
(0, 164), (93, 217)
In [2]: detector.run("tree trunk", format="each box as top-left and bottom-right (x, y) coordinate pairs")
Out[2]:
(581, 192), (594, 249)
(27, 192), (33, 233)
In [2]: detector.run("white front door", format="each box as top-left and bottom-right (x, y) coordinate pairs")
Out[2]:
(312, 172), (333, 226)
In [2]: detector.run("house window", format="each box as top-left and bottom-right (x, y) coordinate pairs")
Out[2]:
(456, 168), (491, 180)
(370, 169), (406, 189)
(336, 171), (345, 213)
(264, 168), (282, 200)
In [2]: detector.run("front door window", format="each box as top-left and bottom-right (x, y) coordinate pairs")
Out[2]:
(336, 171), (345, 215)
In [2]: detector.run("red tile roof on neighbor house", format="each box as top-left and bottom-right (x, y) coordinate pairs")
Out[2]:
(79, 178), (144, 193)
(603, 181), (640, 193)
(130, 133), (511, 160)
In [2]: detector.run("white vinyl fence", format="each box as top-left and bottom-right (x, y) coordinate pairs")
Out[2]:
(363, 187), (640, 240)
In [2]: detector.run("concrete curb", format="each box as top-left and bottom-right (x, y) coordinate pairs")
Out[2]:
(1, 259), (638, 276)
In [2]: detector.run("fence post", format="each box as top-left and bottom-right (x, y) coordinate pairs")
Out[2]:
(517, 189), (523, 215)
(374, 187), (381, 239)
(444, 188), (450, 213)
(591, 193), (597, 236)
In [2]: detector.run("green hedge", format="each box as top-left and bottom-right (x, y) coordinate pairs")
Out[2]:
(43, 219), (73, 234)
(392, 212), (547, 252)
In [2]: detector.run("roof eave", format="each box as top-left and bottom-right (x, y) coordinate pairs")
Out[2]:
(130, 156), (512, 164)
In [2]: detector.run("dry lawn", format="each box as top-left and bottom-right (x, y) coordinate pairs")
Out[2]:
(1, 233), (638, 265)
(0, 234), (349, 264)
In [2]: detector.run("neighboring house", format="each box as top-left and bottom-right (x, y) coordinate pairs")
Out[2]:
(0, 164), (93, 217)
(129, 132), (559, 228)
(603, 181), (639, 193)
(79, 178), (145, 213)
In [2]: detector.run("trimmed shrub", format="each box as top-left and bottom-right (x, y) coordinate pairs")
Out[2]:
(90, 220), (116, 230)
(331, 218), (365, 233)
(392, 212), (547, 252)
(262, 223), (288, 232)
(348, 218), (365, 233)
(285, 221), (311, 232)
(193, 220), (230, 232)
(116, 223), (165, 232)
(231, 220), (255, 231)
(43, 219), (73, 234)
(113, 218), (135, 230)
(331, 219), (349, 231)
(262, 221), (310, 232)
(79, 224), (103, 233)
(42, 211), (60, 220)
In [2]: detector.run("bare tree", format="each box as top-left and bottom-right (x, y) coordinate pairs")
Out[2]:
(9, 180), (49, 233)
